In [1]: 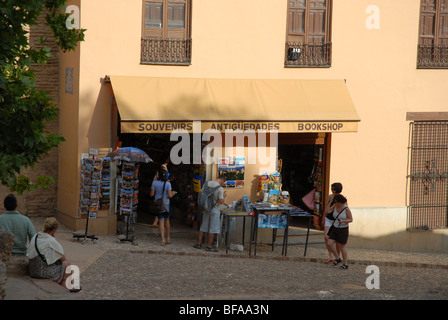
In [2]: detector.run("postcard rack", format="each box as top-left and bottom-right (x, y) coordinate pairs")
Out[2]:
(118, 161), (139, 244)
(74, 157), (101, 244)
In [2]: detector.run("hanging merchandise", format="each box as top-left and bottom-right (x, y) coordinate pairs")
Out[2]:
(310, 146), (324, 229)
(74, 156), (101, 244)
(100, 157), (111, 210)
(192, 175), (203, 193)
(107, 146), (152, 242)
(118, 161), (139, 243)
(218, 156), (245, 188)
(257, 174), (270, 202)
(79, 157), (102, 218)
(256, 172), (283, 204)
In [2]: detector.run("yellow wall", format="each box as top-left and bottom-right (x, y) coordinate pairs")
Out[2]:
(58, 17), (80, 217)
(73, 0), (448, 206)
(57, 0), (448, 250)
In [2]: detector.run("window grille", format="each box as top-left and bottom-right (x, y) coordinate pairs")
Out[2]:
(407, 121), (448, 230)
(141, 38), (191, 65)
(285, 41), (331, 67)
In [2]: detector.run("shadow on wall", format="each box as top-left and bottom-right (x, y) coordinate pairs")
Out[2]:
(87, 84), (114, 148)
(349, 228), (448, 254)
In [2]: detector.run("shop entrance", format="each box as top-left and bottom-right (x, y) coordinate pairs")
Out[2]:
(119, 133), (206, 227)
(278, 133), (328, 229)
(117, 132), (329, 229)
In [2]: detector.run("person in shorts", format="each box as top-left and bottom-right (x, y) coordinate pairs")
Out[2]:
(194, 175), (227, 252)
(150, 168), (176, 246)
(322, 183), (345, 263)
(326, 194), (353, 270)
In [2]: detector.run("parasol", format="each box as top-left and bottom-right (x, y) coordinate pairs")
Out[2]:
(108, 147), (153, 163)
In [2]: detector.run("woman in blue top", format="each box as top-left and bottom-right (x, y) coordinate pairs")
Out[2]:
(150, 168), (176, 245)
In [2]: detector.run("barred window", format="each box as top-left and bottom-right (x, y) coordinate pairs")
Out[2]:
(407, 121), (448, 230)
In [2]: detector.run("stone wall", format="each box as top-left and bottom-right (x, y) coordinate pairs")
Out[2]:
(0, 228), (15, 300)
(0, 11), (60, 217)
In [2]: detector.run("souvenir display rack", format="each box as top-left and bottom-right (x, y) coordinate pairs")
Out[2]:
(74, 157), (101, 244)
(310, 146), (324, 229)
(118, 161), (139, 244)
(100, 157), (111, 210)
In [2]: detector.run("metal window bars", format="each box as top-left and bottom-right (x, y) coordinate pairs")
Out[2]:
(407, 122), (448, 230)
(285, 41), (331, 67)
(141, 38), (192, 65)
(417, 44), (448, 69)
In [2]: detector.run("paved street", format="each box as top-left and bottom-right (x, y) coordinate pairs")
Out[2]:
(13, 217), (447, 306)
(80, 245), (448, 301)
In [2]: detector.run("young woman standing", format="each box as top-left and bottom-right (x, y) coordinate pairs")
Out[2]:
(326, 194), (353, 270)
(322, 182), (343, 263)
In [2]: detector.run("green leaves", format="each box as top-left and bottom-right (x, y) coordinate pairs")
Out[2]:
(0, 0), (85, 194)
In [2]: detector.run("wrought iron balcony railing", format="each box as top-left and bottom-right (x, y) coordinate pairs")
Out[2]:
(141, 38), (192, 65)
(285, 41), (331, 67)
(417, 44), (448, 69)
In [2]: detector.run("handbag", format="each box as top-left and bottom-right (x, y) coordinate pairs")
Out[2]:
(327, 206), (347, 236)
(34, 234), (49, 265)
(149, 181), (166, 214)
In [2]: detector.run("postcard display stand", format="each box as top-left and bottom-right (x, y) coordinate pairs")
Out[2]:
(74, 157), (101, 244)
(99, 157), (111, 210)
(118, 162), (139, 244)
(310, 147), (324, 229)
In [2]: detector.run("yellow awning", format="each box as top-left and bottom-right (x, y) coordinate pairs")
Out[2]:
(110, 76), (360, 133)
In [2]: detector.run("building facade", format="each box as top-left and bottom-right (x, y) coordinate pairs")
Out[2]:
(49, 0), (448, 252)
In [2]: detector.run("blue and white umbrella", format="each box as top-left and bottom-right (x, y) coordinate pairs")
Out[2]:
(108, 147), (153, 163)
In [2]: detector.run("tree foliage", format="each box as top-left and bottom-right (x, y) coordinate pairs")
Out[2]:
(0, 0), (85, 194)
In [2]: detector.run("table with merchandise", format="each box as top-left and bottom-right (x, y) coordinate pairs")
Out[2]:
(251, 203), (315, 257)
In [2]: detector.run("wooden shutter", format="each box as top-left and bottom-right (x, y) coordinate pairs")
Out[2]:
(286, 0), (330, 43)
(167, 1), (187, 39)
(288, 1), (306, 42)
(440, 0), (448, 45)
(419, 0), (448, 45)
(144, 0), (163, 38)
(420, 0), (436, 45)
(308, 10), (326, 43)
(143, 0), (190, 39)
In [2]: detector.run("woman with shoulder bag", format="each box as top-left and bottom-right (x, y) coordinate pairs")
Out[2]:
(322, 182), (344, 263)
(325, 194), (353, 270)
(28, 217), (80, 292)
(150, 168), (176, 246)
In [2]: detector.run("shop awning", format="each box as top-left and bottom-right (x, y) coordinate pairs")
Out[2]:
(110, 76), (360, 133)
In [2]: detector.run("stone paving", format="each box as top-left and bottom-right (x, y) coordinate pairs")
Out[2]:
(24, 217), (448, 301)
(80, 249), (448, 300)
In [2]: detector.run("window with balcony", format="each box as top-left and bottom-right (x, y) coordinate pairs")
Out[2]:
(285, 0), (332, 67)
(417, 0), (448, 68)
(141, 0), (191, 65)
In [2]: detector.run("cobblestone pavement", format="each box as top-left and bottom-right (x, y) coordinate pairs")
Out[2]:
(81, 249), (448, 300)
(29, 217), (448, 301)
(77, 222), (448, 301)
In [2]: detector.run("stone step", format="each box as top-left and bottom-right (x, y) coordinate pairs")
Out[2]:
(6, 256), (29, 276)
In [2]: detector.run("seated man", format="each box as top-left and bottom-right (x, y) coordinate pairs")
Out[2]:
(0, 194), (36, 256)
